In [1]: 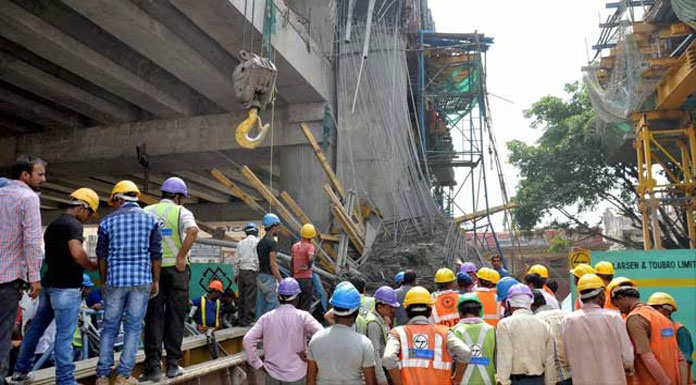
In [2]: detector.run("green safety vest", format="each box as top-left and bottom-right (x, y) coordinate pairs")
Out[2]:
(200, 295), (220, 328)
(72, 326), (82, 348)
(451, 321), (496, 385)
(145, 201), (183, 267)
(358, 309), (390, 342)
(355, 295), (375, 333)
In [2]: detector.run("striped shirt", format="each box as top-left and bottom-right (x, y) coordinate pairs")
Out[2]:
(96, 202), (162, 287)
(0, 179), (43, 284)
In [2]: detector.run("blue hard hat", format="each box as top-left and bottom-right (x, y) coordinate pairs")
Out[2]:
(394, 271), (405, 285)
(330, 281), (361, 310)
(244, 222), (258, 231)
(261, 213), (281, 228)
(456, 272), (473, 285)
(82, 274), (94, 287)
(496, 277), (520, 302)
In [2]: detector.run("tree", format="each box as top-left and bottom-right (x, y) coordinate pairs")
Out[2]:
(507, 82), (689, 249)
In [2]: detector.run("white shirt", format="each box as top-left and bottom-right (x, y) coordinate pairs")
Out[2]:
(235, 234), (260, 272)
(541, 290), (560, 310)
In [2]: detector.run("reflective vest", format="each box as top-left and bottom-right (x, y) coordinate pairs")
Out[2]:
(355, 295), (375, 333)
(475, 288), (500, 327)
(627, 305), (680, 385)
(145, 201), (183, 267)
(451, 321), (496, 385)
(542, 284), (554, 296)
(72, 326), (82, 348)
(674, 322), (693, 385)
(391, 323), (453, 385)
(359, 310), (389, 342)
(431, 291), (460, 327)
(199, 295), (220, 329)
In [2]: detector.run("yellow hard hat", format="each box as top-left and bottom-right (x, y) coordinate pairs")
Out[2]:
(594, 261), (615, 275)
(300, 223), (317, 239)
(70, 188), (100, 216)
(109, 180), (140, 206)
(570, 263), (596, 278)
(476, 267), (501, 284)
(403, 286), (435, 307)
(647, 292), (677, 311)
(434, 268), (456, 283)
(528, 264), (549, 278)
(607, 276), (637, 298)
(577, 274), (605, 292)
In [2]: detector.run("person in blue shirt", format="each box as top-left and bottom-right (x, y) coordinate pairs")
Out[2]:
(490, 255), (510, 278)
(191, 280), (224, 330)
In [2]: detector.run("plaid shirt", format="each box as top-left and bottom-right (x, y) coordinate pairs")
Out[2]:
(97, 202), (162, 287)
(0, 179), (43, 284)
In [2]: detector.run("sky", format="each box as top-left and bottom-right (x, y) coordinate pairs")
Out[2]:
(429, 0), (610, 229)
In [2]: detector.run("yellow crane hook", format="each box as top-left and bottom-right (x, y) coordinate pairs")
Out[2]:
(235, 107), (270, 149)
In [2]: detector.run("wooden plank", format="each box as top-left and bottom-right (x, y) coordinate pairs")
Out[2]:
(331, 205), (364, 253)
(319, 233), (341, 242)
(299, 122), (346, 199)
(322, 184), (364, 239)
(280, 191), (311, 225)
(210, 169), (266, 213)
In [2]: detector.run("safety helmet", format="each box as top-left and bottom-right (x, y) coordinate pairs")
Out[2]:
(330, 282), (361, 314)
(109, 180), (140, 206)
(577, 274), (605, 292)
(476, 267), (501, 284)
(459, 262), (478, 274)
(278, 277), (301, 296)
(458, 293), (483, 317)
(394, 271), (405, 285)
(82, 274), (94, 288)
(594, 261), (615, 275)
(607, 277), (637, 298)
(496, 277), (520, 302)
(435, 268), (456, 283)
(570, 263), (596, 278)
(161, 176), (188, 197)
(70, 188), (100, 216)
(374, 286), (400, 307)
(403, 286), (435, 307)
(261, 213), (281, 228)
(244, 222), (258, 232)
(208, 280), (224, 292)
(506, 283), (533, 301)
(528, 264), (549, 278)
(456, 272), (473, 285)
(647, 292), (677, 312)
(300, 223), (317, 239)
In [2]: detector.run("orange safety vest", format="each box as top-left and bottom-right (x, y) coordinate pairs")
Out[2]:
(475, 288), (499, 327)
(391, 323), (453, 385)
(627, 305), (680, 385)
(432, 291), (460, 328)
(542, 284), (554, 296)
(674, 322), (693, 385)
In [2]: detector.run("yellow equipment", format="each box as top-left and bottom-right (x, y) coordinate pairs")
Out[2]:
(434, 268), (456, 283)
(594, 261), (615, 275)
(577, 274), (605, 292)
(607, 277), (637, 297)
(70, 188), (100, 215)
(647, 292), (678, 311)
(108, 180), (140, 206)
(403, 286), (435, 307)
(235, 107), (270, 149)
(300, 223), (317, 239)
(476, 267), (501, 284)
(570, 263), (596, 278)
(528, 264), (549, 279)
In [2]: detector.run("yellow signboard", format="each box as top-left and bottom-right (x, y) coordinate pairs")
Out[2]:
(569, 247), (592, 269)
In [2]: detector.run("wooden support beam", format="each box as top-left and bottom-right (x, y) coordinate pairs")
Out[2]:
(319, 234), (341, 242)
(454, 202), (517, 225)
(210, 169), (266, 213)
(331, 205), (364, 253)
(299, 122), (346, 199)
(280, 191), (311, 225)
(322, 184), (364, 239)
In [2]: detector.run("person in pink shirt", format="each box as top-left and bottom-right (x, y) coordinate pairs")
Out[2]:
(291, 224), (316, 312)
(243, 277), (323, 385)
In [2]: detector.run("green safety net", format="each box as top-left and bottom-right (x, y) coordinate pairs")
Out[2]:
(426, 56), (482, 127)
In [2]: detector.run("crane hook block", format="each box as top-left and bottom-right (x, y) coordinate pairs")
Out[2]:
(236, 107), (270, 149)
(232, 50), (277, 148)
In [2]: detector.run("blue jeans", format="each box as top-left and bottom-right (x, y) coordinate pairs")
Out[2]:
(14, 287), (81, 385)
(96, 285), (150, 378)
(256, 274), (278, 317)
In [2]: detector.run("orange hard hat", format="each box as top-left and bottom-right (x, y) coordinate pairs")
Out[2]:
(208, 280), (224, 292)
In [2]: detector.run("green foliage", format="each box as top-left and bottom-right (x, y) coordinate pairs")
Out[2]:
(548, 234), (572, 254)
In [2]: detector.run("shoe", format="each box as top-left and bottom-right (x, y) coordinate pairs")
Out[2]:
(10, 373), (31, 384)
(166, 365), (184, 378)
(138, 370), (162, 383)
(95, 377), (110, 385)
(115, 376), (138, 385)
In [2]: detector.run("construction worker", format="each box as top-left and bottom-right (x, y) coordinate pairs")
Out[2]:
(96, 180), (162, 385)
(324, 277), (374, 328)
(525, 273), (560, 309)
(531, 290), (571, 385)
(394, 270), (417, 326)
(292, 223), (317, 312)
(561, 274), (634, 385)
(431, 268), (461, 327)
(491, 254), (511, 278)
(474, 267), (501, 326)
(307, 282), (377, 385)
(460, 262), (479, 288)
(142, 176), (199, 381)
(382, 286), (471, 385)
(234, 222), (260, 327)
(527, 264), (554, 296)
(570, 263), (596, 310)
(360, 286), (401, 385)
(496, 277), (520, 318)
(648, 292), (693, 385)
(594, 261), (619, 311)
(191, 280), (224, 330)
(11, 188), (98, 385)
(257, 213), (283, 317)
(496, 284), (555, 385)
(243, 277), (323, 385)
(608, 277), (681, 385)
(451, 293), (496, 385)
(457, 271), (474, 294)
(394, 271), (405, 288)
